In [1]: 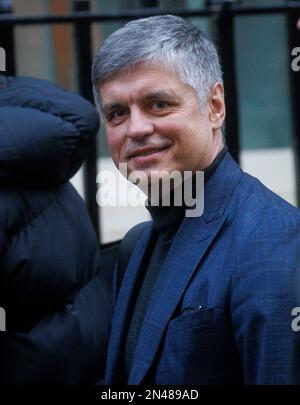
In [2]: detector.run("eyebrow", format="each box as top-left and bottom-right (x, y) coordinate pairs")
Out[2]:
(142, 91), (180, 101)
(102, 90), (181, 116)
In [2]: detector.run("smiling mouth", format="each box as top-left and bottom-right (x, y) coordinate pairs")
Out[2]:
(130, 146), (170, 159)
(134, 148), (165, 157)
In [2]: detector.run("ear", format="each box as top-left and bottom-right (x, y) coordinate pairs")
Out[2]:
(208, 82), (225, 130)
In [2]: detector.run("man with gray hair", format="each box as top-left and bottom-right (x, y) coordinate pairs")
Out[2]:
(92, 15), (300, 384)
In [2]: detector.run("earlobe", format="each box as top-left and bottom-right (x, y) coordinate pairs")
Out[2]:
(209, 83), (225, 129)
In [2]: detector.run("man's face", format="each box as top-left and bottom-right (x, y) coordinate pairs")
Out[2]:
(99, 63), (224, 182)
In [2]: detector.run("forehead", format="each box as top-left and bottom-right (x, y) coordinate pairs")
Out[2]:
(99, 62), (192, 103)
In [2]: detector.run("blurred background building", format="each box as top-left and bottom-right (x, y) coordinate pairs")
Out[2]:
(0, 0), (299, 243)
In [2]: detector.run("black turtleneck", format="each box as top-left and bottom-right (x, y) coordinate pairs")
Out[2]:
(124, 146), (228, 379)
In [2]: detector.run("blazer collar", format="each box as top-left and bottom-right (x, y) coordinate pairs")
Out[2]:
(202, 152), (243, 223)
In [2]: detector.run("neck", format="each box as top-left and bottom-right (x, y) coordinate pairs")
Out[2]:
(206, 130), (224, 168)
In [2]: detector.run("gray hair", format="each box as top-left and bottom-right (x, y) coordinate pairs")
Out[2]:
(91, 14), (223, 111)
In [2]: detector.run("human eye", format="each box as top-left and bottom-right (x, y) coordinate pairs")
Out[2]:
(107, 107), (129, 123)
(104, 105), (127, 122)
(150, 100), (170, 110)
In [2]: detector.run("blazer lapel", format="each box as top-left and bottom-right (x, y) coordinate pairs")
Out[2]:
(127, 213), (228, 384)
(105, 223), (154, 384)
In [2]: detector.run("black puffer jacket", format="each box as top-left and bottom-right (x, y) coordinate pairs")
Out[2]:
(0, 75), (110, 384)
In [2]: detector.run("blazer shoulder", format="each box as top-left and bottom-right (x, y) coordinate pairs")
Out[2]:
(237, 171), (300, 220)
(225, 171), (300, 252)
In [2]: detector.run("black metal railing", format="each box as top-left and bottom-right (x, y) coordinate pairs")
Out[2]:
(0, 0), (299, 242)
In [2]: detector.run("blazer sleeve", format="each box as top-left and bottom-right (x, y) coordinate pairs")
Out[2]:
(231, 207), (300, 384)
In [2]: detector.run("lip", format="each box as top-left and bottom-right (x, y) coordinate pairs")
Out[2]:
(128, 145), (171, 165)
(129, 145), (170, 159)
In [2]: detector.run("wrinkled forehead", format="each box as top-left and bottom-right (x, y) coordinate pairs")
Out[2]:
(99, 61), (195, 104)
(99, 61), (179, 87)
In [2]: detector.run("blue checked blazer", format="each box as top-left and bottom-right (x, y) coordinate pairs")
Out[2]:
(105, 152), (300, 385)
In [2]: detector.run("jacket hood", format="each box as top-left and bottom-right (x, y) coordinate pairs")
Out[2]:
(0, 75), (100, 186)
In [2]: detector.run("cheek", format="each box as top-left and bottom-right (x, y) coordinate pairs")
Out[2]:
(156, 119), (185, 140)
(106, 129), (124, 159)
(159, 119), (196, 149)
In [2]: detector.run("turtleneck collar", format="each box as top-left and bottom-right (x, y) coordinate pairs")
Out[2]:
(145, 146), (228, 231)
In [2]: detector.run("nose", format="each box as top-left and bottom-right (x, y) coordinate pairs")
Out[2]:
(126, 107), (154, 140)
